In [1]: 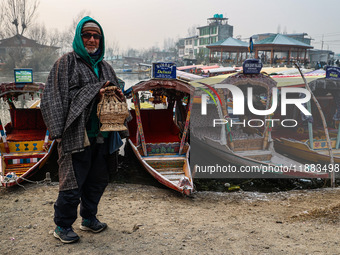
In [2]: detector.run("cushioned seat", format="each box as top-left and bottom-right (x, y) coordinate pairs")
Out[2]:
(6, 108), (47, 141)
(128, 109), (180, 145)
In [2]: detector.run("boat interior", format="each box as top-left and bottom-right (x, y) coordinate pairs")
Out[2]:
(5, 108), (47, 142)
(128, 108), (181, 145)
(127, 107), (191, 186)
(0, 108), (49, 179)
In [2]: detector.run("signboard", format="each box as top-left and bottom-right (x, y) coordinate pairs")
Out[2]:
(326, 66), (340, 80)
(14, 69), (33, 83)
(152, 62), (176, 79)
(243, 59), (263, 74)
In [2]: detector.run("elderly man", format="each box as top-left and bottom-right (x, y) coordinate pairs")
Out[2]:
(41, 16), (124, 244)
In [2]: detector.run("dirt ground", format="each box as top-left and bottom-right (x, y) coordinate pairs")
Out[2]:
(0, 180), (340, 255)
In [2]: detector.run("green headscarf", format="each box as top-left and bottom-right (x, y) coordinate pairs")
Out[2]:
(72, 16), (105, 78)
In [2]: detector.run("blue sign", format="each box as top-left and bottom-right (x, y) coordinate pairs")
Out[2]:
(152, 62), (176, 79)
(243, 59), (262, 74)
(14, 68), (33, 83)
(326, 66), (340, 80)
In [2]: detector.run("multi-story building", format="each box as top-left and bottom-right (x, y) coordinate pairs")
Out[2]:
(197, 14), (233, 57)
(176, 38), (185, 60)
(176, 14), (233, 62)
(183, 35), (198, 60)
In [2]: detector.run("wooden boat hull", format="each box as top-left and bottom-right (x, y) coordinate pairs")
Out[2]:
(0, 82), (54, 187)
(0, 140), (55, 187)
(191, 135), (329, 179)
(275, 137), (340, 164)
(128, 139), (194, 195)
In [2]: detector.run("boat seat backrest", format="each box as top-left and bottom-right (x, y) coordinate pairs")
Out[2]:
(128, 109), (177, 133)
(148, 109), (176, 133)
(10, 108), (46, 130)
(127, 109), (150, 134)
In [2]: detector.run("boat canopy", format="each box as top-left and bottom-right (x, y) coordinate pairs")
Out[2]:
(0, 82), (45, 97)
(177, 65), (204, 71)
(272, 69), (325, 88)
(308, 77), (340, 91)
(220, 72), (277, 90)
(189, 73), (235, 88)
(197, 65), (220, 71)
(132, 78), (195, 95)
(176, 70), (203, 82)
(309, 77), (340, 121)
(203, 67), (235, 74)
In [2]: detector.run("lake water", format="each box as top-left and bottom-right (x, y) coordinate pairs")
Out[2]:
(0, 71), (144, 89)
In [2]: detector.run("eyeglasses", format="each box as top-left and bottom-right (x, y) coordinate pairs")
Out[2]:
(81, 33), (102, 40)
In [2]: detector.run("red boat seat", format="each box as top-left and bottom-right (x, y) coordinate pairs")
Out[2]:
(128, 109), (180, 145)
(6, 108), (47, 141)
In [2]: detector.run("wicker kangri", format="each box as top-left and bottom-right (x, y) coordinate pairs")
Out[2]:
(97, 86), (129, 131)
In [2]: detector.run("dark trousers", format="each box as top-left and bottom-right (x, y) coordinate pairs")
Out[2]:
(54, 138), (109, 227)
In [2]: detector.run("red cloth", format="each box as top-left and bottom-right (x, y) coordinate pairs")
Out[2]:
(6, 108), (47, 141)
(128, 109), (180, 145)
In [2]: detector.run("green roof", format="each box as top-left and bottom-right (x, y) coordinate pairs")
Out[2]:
(255, 33), (313, 48)
(208, 37), (248, 47)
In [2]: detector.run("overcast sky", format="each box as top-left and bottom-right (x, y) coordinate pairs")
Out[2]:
(38, 0), (340, 54)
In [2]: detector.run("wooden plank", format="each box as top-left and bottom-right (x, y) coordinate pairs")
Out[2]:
(159, 171), (184, 175)
(165, 175), (185, 180)
(156, 168), (184, 172)
(6, 163), (36, 169)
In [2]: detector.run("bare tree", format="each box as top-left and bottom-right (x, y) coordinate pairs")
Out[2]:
(277, 24), (281, 34)
(106, 39), (120, 58)
(48, 29), (62, 47)
(3, 0), (39, 36)
(163, 37), (175, 51)
(60, 10), (91, 54)
(187, 24), (199, 37)
(27, 23), (48, 45)
(27, 23), (62, 47)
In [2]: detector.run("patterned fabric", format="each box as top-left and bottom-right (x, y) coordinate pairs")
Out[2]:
(41, 52), (119, 191)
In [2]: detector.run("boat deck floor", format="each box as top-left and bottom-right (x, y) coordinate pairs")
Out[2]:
(235, 149), (272, 161)
(314, 149), (340, 157)
(143, 157), (187, 184)
(5, 163), (36, 176)
(271, 128), (309, 140)
(235, 150), (272, 156)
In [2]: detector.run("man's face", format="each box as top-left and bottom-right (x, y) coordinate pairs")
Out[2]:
(81, 30), (101, 54)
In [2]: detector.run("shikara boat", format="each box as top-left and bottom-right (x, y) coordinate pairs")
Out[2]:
(0, 82), (54, 187)
(189, 68), (328, 179)
(272, 73), (340, 170)
(127, 78), (195, 195)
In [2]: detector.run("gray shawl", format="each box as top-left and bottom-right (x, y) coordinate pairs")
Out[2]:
(41, 51), (119, 190)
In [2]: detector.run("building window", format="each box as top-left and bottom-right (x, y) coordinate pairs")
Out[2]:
(200, 38), (210, 45)
(200, 27), (210, 36)
(210, 37), (217, 44)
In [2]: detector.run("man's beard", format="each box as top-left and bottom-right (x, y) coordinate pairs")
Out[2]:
(85, 47), (98, 54)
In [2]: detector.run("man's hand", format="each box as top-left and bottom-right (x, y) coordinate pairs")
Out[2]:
(98, 81), (111, 100)
(99, 81), (126, 102)
(115, 88), (126, 102)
